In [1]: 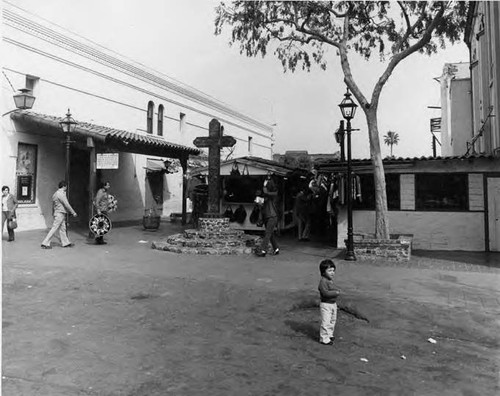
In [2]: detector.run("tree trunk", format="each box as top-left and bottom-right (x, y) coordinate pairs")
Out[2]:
(365, 109), (390, 239)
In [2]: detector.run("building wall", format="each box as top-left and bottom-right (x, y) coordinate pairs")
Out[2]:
(467, 1), (500, 155)
(439, 63), (471, 157)
(350, 171), (486, 251)
(331, 158), (497, 252)
(352, 210), (485, 251)
(450, 79), (472, 155)
(5, 128), (66, 231)
(2, 4), (273, 230)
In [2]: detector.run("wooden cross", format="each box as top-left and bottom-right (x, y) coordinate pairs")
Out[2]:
(193, 119), (236, 214)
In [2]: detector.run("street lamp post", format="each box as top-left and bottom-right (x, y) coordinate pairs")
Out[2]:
(59, 109), (78, 200)
(338, 88), (358, 261)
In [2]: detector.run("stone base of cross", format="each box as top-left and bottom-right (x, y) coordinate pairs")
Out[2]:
(193, 119), (236, 215)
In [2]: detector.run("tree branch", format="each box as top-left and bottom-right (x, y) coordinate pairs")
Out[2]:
(263, 4), (340, 48)
(397, 1), (411, 31)
(317, 1), (348, 18)
(372, 2), (446, 108)
(394, 2), (428, 52)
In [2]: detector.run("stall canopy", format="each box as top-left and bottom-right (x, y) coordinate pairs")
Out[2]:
(190, 156), (300, 177)
(10, 110), (200, 159)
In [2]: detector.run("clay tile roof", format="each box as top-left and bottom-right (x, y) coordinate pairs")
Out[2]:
(10, 110), (200, 158)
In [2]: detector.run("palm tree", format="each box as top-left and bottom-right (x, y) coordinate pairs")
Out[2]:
(383, 131), (400, 158)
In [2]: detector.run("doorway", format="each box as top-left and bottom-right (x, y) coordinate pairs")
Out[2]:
(487, 177), (500, 251)
(69, 147), (90, 228)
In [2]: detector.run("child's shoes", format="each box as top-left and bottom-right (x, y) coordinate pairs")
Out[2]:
(319, 336), (335, 345)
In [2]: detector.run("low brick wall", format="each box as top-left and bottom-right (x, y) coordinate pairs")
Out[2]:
(353, 234), (413, 262)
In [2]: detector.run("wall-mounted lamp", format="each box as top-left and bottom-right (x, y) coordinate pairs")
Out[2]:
(2, 88), (36, 117)
(13, 88), (36, 110)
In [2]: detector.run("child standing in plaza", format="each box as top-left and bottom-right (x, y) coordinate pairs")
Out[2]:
(318, 259), (341, 345)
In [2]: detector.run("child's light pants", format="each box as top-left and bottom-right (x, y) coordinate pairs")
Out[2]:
(319, 302), (337, 343)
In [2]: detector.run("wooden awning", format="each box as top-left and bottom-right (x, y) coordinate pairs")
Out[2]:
(11, 110), (200, 159)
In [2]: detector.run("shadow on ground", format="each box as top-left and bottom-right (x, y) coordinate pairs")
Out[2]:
(412, 250), (500, 268)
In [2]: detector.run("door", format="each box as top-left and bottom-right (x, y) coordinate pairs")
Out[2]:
(487, 177), (500, 251)
(69, 147), (90, 228)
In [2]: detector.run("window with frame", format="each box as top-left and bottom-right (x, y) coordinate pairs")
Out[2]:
(157, 104), (164, 136)
(147, 101), (154, 134)
(353, 173), (400, 210)
(415, 173), (468, 211)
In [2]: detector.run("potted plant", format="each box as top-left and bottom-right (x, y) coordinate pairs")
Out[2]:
(143, 207), (161, 230)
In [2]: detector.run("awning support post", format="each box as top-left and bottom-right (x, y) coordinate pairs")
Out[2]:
(180, 155), (188, 225)
(88, 138), (96, 238)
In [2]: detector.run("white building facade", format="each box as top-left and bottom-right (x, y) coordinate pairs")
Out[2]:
(437, 62), (472, 157)
(1, 3), (273, 231)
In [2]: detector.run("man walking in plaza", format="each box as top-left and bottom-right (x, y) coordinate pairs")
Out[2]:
(41, 181), (77, 249)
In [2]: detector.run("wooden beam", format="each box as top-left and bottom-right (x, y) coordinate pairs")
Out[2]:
(88, 141), (96, 238)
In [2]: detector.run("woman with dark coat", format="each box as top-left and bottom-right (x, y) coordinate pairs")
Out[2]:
(2, 185), (18, 242)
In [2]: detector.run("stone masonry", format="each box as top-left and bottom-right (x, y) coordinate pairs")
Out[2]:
(353, 234), (413, 262)
(152, 216), (261, 255)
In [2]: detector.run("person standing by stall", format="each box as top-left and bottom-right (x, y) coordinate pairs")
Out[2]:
(94, 181), (111, 245)
(294, 185), (312, 241)
(255, 174), (280, 257)
(2, 185), (18, 242)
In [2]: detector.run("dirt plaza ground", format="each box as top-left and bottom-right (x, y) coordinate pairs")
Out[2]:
(2, 223), (500, 396)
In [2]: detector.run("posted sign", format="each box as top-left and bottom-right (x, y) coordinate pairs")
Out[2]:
(96, 153), (119, 169)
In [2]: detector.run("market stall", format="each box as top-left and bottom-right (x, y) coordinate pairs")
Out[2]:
(190, 156), (307, 232)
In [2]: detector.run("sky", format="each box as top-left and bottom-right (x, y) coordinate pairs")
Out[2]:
(7, 0), (470, 159)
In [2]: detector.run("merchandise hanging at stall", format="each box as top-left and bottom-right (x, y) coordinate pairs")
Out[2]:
(189, 156), (307, 232)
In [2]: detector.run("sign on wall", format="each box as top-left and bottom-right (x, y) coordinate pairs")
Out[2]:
(16, 143), (37, 203)
(96, 153), (119, 169)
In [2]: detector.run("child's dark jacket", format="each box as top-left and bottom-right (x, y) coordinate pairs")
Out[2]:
(318, 277), (340, 303)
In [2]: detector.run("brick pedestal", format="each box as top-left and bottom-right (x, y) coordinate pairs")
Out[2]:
(152, 214), (260, 255)
(353, 234), (413, 262)
(199, 215), (229, 233)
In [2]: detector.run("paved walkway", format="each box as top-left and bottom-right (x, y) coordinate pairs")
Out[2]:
(2, 221), (500, 395)
(3, 221), (500, 272)
(3, 223), (500, 329)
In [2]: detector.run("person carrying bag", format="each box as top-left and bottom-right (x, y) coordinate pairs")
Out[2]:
(2, 185), (18, 242)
